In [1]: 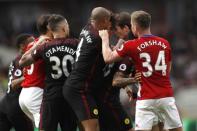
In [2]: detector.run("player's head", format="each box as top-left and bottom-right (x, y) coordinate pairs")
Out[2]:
(36, 14), (52, 36)
(16, 33), (35, 54)
(114, 12), (131, 39)
(90, 7), (111, 30)
(130, 10), (151, 37)
(48, 14), (69, 38)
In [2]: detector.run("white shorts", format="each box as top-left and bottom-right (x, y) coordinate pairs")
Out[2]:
(135, 97), (182, 130)
(19, 87), (43, 128)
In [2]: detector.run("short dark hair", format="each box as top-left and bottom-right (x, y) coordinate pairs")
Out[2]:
(36, 14), (51, 35)
(48, 14), (65, 32)
(16, 33), (33, 49)
(115, 12), (131, 29)
(91, 7), (111, 21)
(131, 10), (151, 29)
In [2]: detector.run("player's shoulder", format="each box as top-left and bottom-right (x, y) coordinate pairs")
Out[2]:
(119, 57), (133, 66)
(63, 38), (79, 46)
(153, 36), (169, 44)
(81, 23), (100, 41)
(117, 57), (133, 72)
(125, 39), (138, 45)
(47, 38), (79, 47)
(156, 36), (168, 41)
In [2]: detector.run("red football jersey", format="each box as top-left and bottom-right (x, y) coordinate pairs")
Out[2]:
(116, 35), (173, 100)
(21, 38), (45, 88)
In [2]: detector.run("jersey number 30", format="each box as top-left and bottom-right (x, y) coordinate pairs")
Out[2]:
(50, 55), (74, 79)
(140, 50), (167, 77)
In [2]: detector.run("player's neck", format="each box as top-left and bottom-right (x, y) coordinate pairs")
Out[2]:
(53, 33), (66, 39)
(40, 33), (52, 38)
(138, 29), (151, 38)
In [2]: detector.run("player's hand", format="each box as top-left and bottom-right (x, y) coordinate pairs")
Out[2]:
(37, 36), (51, 46)
(125, 85), (133, 102)
(113, 39), (125, 50)
(133, 71), (141, 83)
(99, 30), (109, 42)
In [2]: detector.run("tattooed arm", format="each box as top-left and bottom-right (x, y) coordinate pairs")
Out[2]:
(112, 71), (141, 88)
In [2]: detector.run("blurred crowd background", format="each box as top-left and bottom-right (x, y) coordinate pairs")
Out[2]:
(0, 0), (196, 130)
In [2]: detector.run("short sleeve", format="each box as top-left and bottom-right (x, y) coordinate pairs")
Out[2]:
(116, 41), (132, 57)
(31, 44), (45, 61)
(9, 57), (23, 80)
(117, 57), (133, 75)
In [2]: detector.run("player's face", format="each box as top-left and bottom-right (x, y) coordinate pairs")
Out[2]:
(115, 25), (129, 39)
(102, 17), (111, 30)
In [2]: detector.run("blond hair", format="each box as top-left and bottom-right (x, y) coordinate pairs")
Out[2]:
(131, 10), (151, 29)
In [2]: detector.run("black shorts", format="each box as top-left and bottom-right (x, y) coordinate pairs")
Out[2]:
(96, 88), (133, 131)
(39, 97), (77, 131)
(0, 95), (33, 131)
(63, 85), (99, 122)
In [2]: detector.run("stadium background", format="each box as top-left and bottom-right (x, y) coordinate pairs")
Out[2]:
(0, 0), (196, 130)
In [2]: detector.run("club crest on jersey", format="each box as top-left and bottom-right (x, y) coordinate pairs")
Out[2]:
(117, 44), (124, 51)
(119, 64), (127, 71)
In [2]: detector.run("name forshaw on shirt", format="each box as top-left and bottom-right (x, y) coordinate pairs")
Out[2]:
(137, 40), (167, 51)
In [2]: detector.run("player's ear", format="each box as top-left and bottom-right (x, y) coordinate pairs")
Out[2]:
(123, 25), (130, 32)
(62, 26), (66, 33)
(47, 24), (52, 32)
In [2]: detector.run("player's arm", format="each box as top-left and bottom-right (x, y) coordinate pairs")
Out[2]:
(99, 30), (122, 64)
(112, 39), (125, 50)
(19, 53), (34, 67)
(112, 71), (134, 87)
(112, 71), (141, 88)
(24, 36), (48, 56)
(19, 37), (47, 67)
(11, 76), (24, 89)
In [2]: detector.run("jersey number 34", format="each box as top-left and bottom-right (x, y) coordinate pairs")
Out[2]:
(140, 50), (167, 77)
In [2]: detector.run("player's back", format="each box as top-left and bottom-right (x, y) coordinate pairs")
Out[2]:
(65, 23), (105, 89)
(122, 35), (173, 99)
(32, 38), (78, 99)
(21, 38), (45, 89)
(40, 38), (78, 85)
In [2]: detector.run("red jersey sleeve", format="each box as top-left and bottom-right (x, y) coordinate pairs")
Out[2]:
(116, 40), (133, 57)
